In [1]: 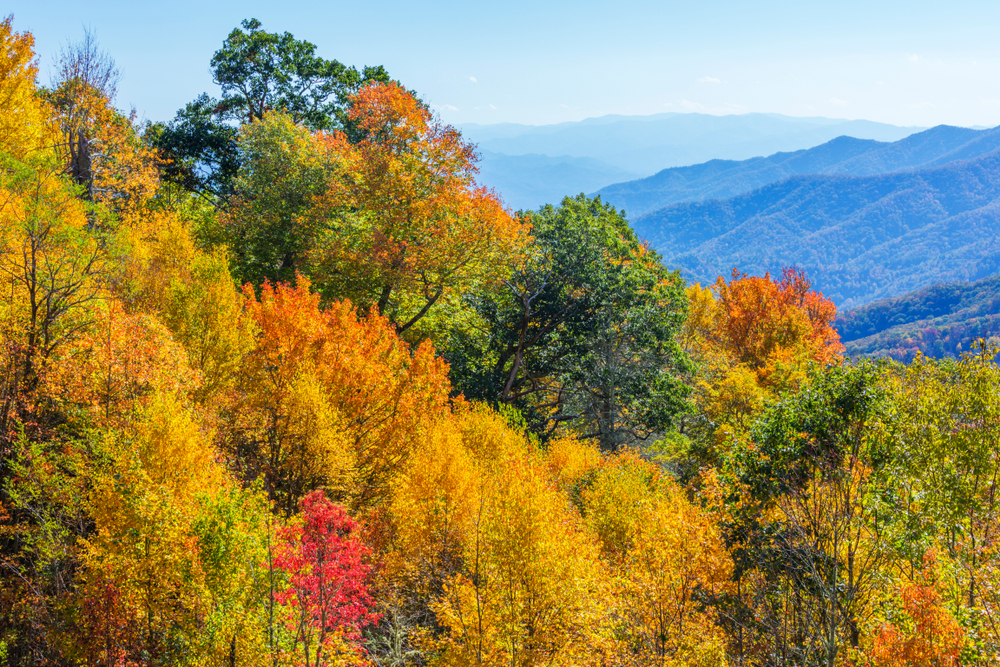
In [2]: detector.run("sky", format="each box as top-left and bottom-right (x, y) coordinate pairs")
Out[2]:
(9, 0), (1000, 129)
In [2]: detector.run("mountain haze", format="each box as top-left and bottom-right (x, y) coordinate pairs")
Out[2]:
(633, 148), (1000, 308)
(598, 124), (1000, 217)
(463, 112), (922, 210)
(475, 150), (640, 212)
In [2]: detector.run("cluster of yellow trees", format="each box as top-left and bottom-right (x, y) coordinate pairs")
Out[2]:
(0, 18), (731, 666)
(3, 15), (1000, 667)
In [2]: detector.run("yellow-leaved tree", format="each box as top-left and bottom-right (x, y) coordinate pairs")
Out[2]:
(582, 450), (733, 666)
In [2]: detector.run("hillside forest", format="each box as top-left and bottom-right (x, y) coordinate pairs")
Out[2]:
(4, 15), (1000, 667)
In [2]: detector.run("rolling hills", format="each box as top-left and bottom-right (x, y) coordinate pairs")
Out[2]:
(475, 150), (640, 212)
(597, 124), (1000, 217)
(633, 147), (1000, 308)
(835, 275), (1000, 360)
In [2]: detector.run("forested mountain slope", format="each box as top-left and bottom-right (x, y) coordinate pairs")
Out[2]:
(598, 124), (1000, 217)
(635, 148), (1000, 308)
(835, 274), (1000, 360)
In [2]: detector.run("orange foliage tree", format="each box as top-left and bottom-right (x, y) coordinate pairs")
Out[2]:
(868, 552), (965, 667)
(682, 267), (844, 450)
(306, 82), (530, 336)
(712, 267), (843, 373)
(225, 275), (452, 514)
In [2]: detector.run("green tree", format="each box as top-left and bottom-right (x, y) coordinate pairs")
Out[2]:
(225, 112), (333, 287)
(447, 194), (691, 452)
(724, 362), (894, 665)
(151, 18), (390, 201)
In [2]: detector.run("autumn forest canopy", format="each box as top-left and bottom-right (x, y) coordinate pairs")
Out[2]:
(2, 15), (1000, 667)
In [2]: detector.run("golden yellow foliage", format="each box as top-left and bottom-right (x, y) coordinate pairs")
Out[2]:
(0, 16), (57, 159)
(226, 275), (452, 514)
(428, 407), (605, 667)
(582, 450), (733, 667)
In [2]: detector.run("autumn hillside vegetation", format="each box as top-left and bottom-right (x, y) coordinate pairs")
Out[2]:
(2, 15), (1000, 667)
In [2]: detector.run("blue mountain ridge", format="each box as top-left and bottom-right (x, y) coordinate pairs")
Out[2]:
(462, 112), (922, 210)
(631, 138), (1000, 309)
(597, 124), (1000, 218)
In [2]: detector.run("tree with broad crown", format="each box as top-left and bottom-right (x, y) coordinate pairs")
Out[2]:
(447, 194), (690, 452)
(304, 82), (530, 338)
(152, 18), (390, 201)
(678, 267), (844, 461)
(224, 111), (333, 287)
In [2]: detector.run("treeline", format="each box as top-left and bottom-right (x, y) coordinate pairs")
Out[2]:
(1, 15), (999, 667)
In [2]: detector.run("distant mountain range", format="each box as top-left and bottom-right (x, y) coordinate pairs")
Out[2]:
(597, 125), (1000, 218)
(836, 274), (1000, 360)
(475, 151), (640, 212)
(462, 112), (922, 210)
(631, 138), (1000, 308)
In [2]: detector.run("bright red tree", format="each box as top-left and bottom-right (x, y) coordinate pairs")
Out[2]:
(273, 490), (379, 667)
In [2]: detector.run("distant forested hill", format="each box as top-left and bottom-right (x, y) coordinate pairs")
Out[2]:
(835, 275), (1000, 360)
(597, 125), (1000, 217)
(635, 148), (1000, 308)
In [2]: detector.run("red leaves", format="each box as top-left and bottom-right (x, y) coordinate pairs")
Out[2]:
(274, 490), (378, 665)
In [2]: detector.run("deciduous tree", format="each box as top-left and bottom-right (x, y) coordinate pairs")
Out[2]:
(273, 490), (378, 667)
(305, 82), (530, 338)
(449, 194), (689, 451)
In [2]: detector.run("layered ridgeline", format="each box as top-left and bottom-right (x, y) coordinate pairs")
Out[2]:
(463, 112), (920, 210)
(633, 144), (1000, 308)
(836, 274), (1000, 360)
(598, 124), (1000, 217)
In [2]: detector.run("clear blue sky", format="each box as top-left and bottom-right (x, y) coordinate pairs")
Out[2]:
(11, 0), (1000, 128)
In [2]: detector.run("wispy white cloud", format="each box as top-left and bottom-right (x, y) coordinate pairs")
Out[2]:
(875, 80), (885, 85)
(828, 97), (847, 106)
(441, 104), (459, 111)
(680, 99), (704, 111)
(469, 76), (477, 83)
(984, 99), (1000, 106)
(909, 54), (920, 64)
(698, 76), (721, 84)
(489, 104), (497, 110)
